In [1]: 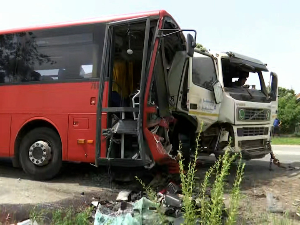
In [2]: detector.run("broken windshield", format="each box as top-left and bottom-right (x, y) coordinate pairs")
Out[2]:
(221, 58), (270, 103)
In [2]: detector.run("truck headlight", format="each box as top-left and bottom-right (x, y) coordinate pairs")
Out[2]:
(238, 109), (245, 120)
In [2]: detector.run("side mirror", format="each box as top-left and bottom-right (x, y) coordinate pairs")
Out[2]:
(213, 81), (223, 104)
(270, 72), (278, 101)
(186, 33), (196, 57)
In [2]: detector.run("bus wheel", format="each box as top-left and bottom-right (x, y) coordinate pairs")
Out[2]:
(19, 127), (62, 180)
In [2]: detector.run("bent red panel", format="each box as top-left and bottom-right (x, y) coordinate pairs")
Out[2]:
(142, 12), (178, 166)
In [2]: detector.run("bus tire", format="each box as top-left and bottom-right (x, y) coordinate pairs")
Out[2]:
(19, 127), (62, 180)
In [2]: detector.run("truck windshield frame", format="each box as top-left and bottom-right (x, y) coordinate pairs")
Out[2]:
(221, 57), (270, 103)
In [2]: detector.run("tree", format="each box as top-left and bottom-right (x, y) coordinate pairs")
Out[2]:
(0, 32), (55, 82)
(277, 87), (300, 133)
(279, 87), (295, 97)
(196, 43), (207, 52)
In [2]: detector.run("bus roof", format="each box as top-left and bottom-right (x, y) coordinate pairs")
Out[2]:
(0, 10), (169, 35)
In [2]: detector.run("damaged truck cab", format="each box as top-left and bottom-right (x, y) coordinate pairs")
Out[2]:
(93, 11), (279, 173)
(169, 49), (279, 162)
(97, 15), (279, 173)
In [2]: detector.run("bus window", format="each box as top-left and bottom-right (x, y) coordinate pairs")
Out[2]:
(0, 23), (106, 83)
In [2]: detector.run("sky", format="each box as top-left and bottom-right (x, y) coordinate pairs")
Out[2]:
(0, 0), (299, 92)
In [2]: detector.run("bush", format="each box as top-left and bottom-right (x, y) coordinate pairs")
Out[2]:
(178, 133), (245, 225)
(138, 122), (245, 225)
(278, 87), (300, 134)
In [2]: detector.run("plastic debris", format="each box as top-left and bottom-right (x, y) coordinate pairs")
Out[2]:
(166, 182), (181, 194)
(17, 219), (39, 225)
(116, 190), (132, 201)
(130, 191), (143, 201)
(164, 193), (182, 208)
(91, 201), (99, 207)
(94, 197), (175, 225)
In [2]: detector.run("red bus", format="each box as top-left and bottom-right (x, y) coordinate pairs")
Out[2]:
(0, 10), (196, 180)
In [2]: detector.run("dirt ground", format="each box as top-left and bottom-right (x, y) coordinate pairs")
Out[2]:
(0, 159), (148, 223)
(1, 154), (300, 224)
(196, 158), (300, 224)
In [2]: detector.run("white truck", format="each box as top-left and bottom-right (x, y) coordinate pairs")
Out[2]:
(168, 48), (278, 162)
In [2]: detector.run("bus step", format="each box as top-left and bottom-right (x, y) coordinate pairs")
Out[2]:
(112, 120), (137, 135)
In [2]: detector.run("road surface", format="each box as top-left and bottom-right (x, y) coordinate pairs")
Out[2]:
(265, 145), (300, 162)
(0, 145), (299, 222)
(0, 145), (299, 204)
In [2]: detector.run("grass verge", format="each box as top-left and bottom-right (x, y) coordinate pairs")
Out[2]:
(29, 205), (92, 225)
(271, 137), (300, 145)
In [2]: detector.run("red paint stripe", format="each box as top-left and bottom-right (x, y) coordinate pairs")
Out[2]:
(0, 10), (167, 35)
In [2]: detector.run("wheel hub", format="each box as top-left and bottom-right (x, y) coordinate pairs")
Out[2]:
(29, 141), (52, 166)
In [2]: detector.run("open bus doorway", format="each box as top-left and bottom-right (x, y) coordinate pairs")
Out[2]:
(96, 15), (197, 172)
(99, 19), (157, 163)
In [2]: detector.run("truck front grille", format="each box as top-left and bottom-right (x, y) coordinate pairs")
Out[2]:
(237, 127), (269, 137)
(238, 139), (265, 150)
(237, 108), (271, 121)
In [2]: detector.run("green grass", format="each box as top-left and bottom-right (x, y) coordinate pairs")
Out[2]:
(271, 137), (300, 145)
(29, 206), (92, 225)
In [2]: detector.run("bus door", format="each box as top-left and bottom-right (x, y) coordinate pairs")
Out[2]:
(95, 17), (152, 167)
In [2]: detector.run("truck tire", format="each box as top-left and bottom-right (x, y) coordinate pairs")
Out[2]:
(19, 127), (62, 180)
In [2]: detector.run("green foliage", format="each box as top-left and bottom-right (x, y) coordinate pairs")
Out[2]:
(177, 123), (245, 225)
(178, 131), (202, 224)
(136, 176), (157, 202)
(196, 43), (207, 52)
(278, 87), (300, 133)
(279, 87), (296, 97)
(198, 145), (242, 225)
(271, 137), (300, 145)
(29, 206), (92, 225)
(51, 207), (92, 225)
(226, 154), (245, 225)
(135, 176), (168, 224)
(208, 150), (235, 225)
(136, 122), (245, 225)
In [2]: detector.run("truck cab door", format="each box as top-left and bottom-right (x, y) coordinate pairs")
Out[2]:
(187, 52), (223, 131)
(270, 72), (279, 124)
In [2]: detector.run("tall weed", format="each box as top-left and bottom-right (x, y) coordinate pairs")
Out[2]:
(137, 122), (245, 225)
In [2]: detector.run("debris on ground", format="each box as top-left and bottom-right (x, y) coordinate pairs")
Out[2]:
(92, 176), (227, 225)
(266, 192), (284, 213)
(116, 190), (132, 201)
(13, 219), (39, 225)
(94, 197), (174, 225)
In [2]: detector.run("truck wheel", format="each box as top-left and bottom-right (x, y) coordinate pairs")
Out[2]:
(19, 127), (62, 180)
